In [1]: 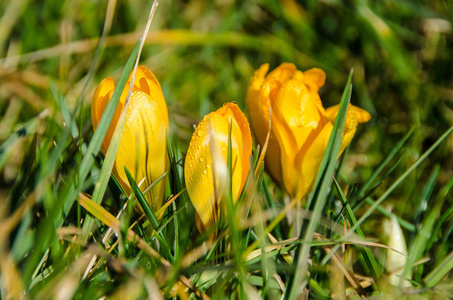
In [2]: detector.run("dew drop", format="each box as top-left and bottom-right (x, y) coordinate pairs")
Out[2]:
(199, 157), (205, 162)
(206, 164), (210, 168)
(203, 170), (207, 174)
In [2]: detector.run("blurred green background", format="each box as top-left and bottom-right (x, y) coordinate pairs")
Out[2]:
(1, 0), (452, 236)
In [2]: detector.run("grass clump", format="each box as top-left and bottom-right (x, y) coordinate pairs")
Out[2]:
(1, 0), (453, 299)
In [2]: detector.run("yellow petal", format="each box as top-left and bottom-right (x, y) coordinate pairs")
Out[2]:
(131, 66), (169, 126)
(113, 90), (169, 211)
(270, 79), (327, 198)
(91, 77), (115, 130)
(246, 64), (283, 183)
(326, 104), (371, 123)
(303, 68), (326, 91)
(267, 62), (297, 85)
(339, 108), (359, 154)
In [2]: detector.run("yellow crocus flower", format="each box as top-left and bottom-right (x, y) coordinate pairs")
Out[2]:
(246, 63), (371, 200)
(184, 103), (252, 229)
(91, 66), (169, 211)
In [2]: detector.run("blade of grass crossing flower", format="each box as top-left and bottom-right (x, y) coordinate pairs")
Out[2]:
(333, 178), (382, 282)
(78, 46), (140, 190)
(95, 155), (127, 209)
(124, 167), (174, 261)
(423, 251), (453, 288)
(226, 120), (247, 298)
(81, 41), (140, 238)
(285, 70), (354, 299)
(321, 126), (453, 266)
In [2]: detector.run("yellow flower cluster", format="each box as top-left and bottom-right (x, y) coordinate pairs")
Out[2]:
(91, 63), (370, 229)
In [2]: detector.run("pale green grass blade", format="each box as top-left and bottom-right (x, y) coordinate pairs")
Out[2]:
(402, 176), (453, 284)
(285, 70), (353, 299)
(423, 251), (453, 288)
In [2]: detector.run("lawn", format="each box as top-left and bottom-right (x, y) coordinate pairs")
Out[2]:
(1, 0), (452, 299)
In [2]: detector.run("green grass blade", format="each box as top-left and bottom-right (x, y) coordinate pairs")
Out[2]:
(356, 127), (414, 200)
(423, 251), (453, 287)
(333, 178), (382, 282)
(285, 70), (354, 299)
(402, 176), (453, 283)
(80, 40), (141, 237)
(321, 126), (453, 266)
(411, 164), (440, 226)
(124, 167), (173, 261)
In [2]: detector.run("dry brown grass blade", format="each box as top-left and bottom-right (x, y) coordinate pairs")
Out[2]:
(2, 81), (47, 111)
(267, 233), (294, 265)
(0, 29), (280, 67)
(78, 193), (169, 266)
(157, 188), (186, 220)
(244, 237), (298, 262)
(180, 240), (214, 269)
(314, 233), (368, 298)
(178, 275), (211, 300)
(78, 193), (210, 299)
(0, 254), (28, 300)
(34, 252), (93, 300)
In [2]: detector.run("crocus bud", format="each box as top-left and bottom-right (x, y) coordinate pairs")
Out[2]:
(246, 63), (370, 200)
(184, 103), (252, 229)
(91, 66), (169, 211)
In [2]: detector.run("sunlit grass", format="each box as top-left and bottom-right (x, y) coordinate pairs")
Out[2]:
(1, 0), (453, 299)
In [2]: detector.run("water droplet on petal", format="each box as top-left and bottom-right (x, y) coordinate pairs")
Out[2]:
(199, 157), (204, 162)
